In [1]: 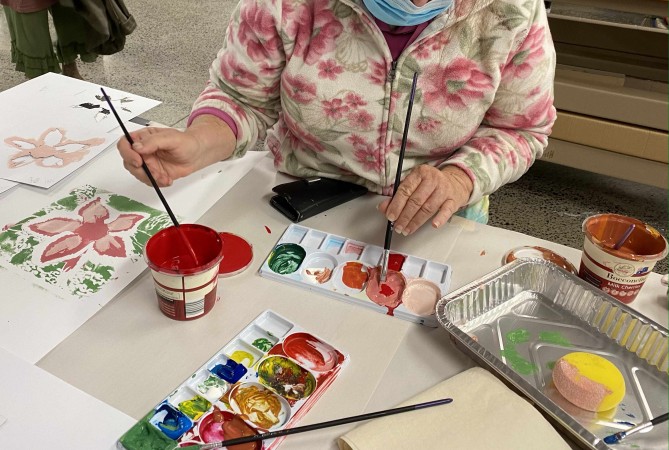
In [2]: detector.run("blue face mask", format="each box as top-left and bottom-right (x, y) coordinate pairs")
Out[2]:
(362, 0), (453, 26)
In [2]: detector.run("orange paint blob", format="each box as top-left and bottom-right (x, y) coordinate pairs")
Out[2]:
(341, 262), (368, 289)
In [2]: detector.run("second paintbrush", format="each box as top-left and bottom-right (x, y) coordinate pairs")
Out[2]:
(380, 72), (419, 282)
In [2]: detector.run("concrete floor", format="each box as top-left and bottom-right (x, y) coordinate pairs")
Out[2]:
(1, 1), (666, 274)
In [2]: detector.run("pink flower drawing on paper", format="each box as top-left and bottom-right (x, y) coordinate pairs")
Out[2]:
(28, 198), (144, 270)
(4, 128), (104, 169)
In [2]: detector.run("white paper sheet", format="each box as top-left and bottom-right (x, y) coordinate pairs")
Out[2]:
(0, 72), (161, 134)
(0, 178), (17, 195)
(0, 149), (268, 363)
(0, 348), (135, 449)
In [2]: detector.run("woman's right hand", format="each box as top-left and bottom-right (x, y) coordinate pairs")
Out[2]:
(117, 127), (204, 187)
(117, 116), (237, 187)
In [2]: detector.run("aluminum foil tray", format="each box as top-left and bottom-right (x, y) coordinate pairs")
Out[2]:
(436, 259), (668, 450)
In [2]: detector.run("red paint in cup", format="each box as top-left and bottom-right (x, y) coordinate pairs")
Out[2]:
(145, 224), (223, 320)
(579, 214), (667, 304)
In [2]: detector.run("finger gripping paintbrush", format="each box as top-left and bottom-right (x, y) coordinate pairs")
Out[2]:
(195, 398), (452, 449)
(380, 71), (418, 282)
(603, 412), (668, 445)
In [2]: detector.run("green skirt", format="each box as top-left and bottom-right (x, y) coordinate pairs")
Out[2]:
(2, 4), (97, 78)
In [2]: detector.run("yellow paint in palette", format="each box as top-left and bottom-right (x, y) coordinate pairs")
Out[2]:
(230, 350), (255, 367)
(562, 352), (625, 411)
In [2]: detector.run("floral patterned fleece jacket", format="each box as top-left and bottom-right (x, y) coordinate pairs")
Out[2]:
(189, 0), (556, 214)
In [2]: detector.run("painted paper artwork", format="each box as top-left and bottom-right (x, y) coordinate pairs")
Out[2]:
(0, 185), (172, 298)
(0, 127), (112, 188)
(73, 94), (134, 123)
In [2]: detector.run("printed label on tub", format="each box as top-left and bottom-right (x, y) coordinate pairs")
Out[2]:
(258, 224), (452, 327)
(117, 310), (348, 450)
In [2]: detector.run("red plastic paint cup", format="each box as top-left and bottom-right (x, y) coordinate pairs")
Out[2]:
(579, 214), (667, 304)
(145, 224), (223, 320)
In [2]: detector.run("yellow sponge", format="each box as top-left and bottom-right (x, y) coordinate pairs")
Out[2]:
(552, 352), (625, 412)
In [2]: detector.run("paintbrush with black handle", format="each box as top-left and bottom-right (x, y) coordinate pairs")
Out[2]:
(603, 412), (668, 445)
(380, 72), (418, 282)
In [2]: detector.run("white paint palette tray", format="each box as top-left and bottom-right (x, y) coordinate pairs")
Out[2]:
(117, 310), (348, 449)
(259, 224), (452, 327)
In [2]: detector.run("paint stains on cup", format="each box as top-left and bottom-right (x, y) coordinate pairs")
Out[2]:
(365, 266), (405, 315)
(268, 243), (306, 275)
(283, 332), (339, 372)
(401, 278), (440, 316)
(257, 355), (316, 402)
(229, 382), (290, 429)
(301, 252), (337, 285)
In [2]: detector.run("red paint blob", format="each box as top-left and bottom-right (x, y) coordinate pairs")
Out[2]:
(379, 283), (394, 296)
(218, 232), (253, 277)
(283, 332), (338, 372)
(264, 226), (272, 234)
(388, 253), (406, 271)
(146, 224), (223, 275)
(341, 262), (368, 289)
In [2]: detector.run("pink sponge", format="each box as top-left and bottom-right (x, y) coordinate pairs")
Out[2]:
(552, 352), (625, 412)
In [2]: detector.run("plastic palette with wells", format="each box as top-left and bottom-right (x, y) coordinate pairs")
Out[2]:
(259, 224), (453, 327)
(117, 310), (348, 450)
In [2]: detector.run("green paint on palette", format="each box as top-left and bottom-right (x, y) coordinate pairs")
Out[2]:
(506, 328), (531, 344)
(178, 396), (211, 420)
(253, 337), (274, 352)
(119, 413), (175, 450)
(268, 243), (306, 275)
(546, 361), (556, 370)
(500, 347), (537, 375)
(539, 331), (572, 347)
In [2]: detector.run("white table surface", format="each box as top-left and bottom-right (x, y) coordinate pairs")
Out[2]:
(33, 155), (668, 449)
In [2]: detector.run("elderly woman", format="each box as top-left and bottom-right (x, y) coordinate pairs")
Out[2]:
(118, 0), (556, 235)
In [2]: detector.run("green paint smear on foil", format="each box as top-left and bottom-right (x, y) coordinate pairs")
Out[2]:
(268, 243), (306, 275)
(118, 413), (176, 450)
(539, 331), (572, 347)
(502, 328), (538, 375)
(546, 361), (556, 370)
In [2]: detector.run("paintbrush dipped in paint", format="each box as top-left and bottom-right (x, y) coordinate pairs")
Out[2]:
(380, 72), (418, 283)
(100, 87), (199, 266)
(193, 398), (452, 449)
(603, 412), (668, 444)
(612, 224), (635, 250)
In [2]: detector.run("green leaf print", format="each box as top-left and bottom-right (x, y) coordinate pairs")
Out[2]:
(285, 153), (300, 175)
(471, 36), (499, 61)
(399, 58), (421, 79)
(311, 127), (348, 142)
(283, 97), (304, 124)
(464, 153), (492, 193)
(54, 193), (80, 211)
(493, 3), (527, 31)
(107, 195), (163, 215)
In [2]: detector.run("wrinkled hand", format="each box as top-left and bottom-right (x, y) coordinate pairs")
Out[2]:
(378, 165), (473, 235)
(117, 127), (204, 187)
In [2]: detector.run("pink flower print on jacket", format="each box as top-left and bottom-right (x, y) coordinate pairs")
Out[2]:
(291, 0), (343, 65)
(504, 25), (546, 80)
(28, 197), (144, 269)
(4, 128), (104, 169)
(283, 75), (317, 104)
(422, 58), (493, 111)
(238, 3), (282, 62)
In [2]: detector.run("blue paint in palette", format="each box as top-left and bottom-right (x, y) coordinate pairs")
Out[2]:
(150, 402), (192, 440)
(211, 358), (247, 383)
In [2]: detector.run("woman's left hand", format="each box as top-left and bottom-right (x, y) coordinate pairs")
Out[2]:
(378, 165), (474, 235)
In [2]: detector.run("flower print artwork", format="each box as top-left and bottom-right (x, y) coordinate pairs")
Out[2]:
(0, 185), (173, 298)
(73, 94), (134, 122)
(4, 128), (105, 169)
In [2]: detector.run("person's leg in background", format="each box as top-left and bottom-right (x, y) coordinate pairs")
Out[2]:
(2, 6), (60, 78)
(49, 3), (97, 80)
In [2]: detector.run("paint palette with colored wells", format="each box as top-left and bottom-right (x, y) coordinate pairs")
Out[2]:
(258, 224), (452, 327)
(117, 310), (348, 450)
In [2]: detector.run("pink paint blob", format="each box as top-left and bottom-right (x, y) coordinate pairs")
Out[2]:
(401, 279), (440, 316)
(365, 267), (405, 315)
(283, 332), (338, 372)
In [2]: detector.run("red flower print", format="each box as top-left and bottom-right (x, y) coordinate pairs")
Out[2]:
(266, 135), (283, 167)
(415, 116), (441, 134)
(344, 92), (367, 108)
(28, 198), (144, 266)
(318, 59), (344, 80)
(283, 75), (317, 104)
(292, 0), (343, 65)
(347, 134), (366, 147)
(347, 109), (374, 130)
(238, 3), (281, 62)
(422, 58), (493, 111)
(220, 53), (258, 88)
(366, 59), (387, 85)
(469, 136), (504, 164)
(322, 98), (347, 119)
(487, 92), (555, 129)
(504, 26), (546, 80)
(354, 143), (384, 173)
